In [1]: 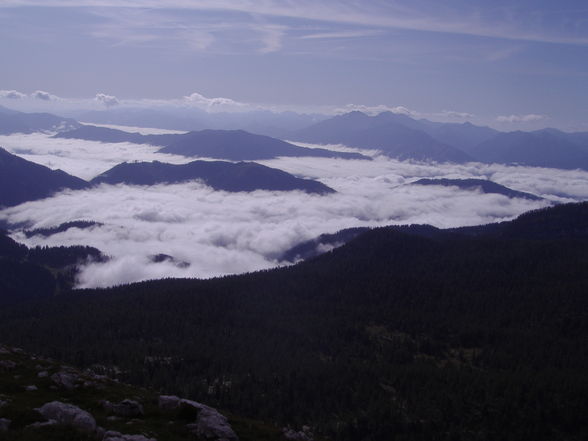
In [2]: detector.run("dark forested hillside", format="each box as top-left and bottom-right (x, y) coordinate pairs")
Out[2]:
(0, 230), (106, 305)
(0, 147), (89, 207)
(90, 160), (335, 194)
(1, 203), (588, 440)
(412, 178), (543, 200)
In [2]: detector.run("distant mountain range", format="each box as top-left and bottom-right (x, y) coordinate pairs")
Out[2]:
(54, 125), (180, 146)
(0, 147), (89, 207)
(291, 111), (473, 163)
(470, 129), (588, 170)
(4, 105), (588, 170)
(411, 178), (543, 200)
(0, 148), (335, 207)
(91, 160), (335, 194)
(55, 126), (369, 161)
(291, 111), (588, 169)
(0, 105), (79, 135)
(157, 129), (369, 160)
(76, 106), (327, 138)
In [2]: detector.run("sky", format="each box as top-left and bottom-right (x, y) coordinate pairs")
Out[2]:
(3, 128), (588, 288)
(1, 1), (588, 130)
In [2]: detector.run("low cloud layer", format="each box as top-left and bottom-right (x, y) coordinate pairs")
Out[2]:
(1, 131), (587, 288)
(0, 89), (565, 130)
(0, 131), (191, 180)
(95, 93), (119, 107)
(32, 90), (56, 101)
(0, 89), (26, 99)
(496, 114), (547, 123)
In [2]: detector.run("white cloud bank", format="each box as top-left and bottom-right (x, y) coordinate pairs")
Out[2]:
(496, 114), (547, 123)
(95, 93), (119, 107)
(1, 131), (587, 288)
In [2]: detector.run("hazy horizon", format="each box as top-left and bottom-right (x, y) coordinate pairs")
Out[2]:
(1, 1), (588, 131)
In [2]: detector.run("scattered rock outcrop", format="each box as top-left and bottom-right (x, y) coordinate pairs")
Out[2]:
(50, 370), (79, 390)
(0, 344), (278, 441)
(0, 418), (10, 432)
(101, 399), (144, 418)
(102, 429), (156, 441)
(282, 426), (314, 441)
(0, 360), (17, 370)
(159, 395), (238, 441)
(37, 401), (97, 433)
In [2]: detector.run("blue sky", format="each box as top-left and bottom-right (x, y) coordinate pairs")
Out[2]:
(1, 0), (587, 130)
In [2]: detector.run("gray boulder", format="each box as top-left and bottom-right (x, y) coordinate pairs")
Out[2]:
(158, 395), (180, 412)
(50, 371), (78, 390)
(0, 360), (17, 370)
(0, 418), (10, 432)
(101, 399), (144, 418)
(183, 401), (238, 441)
(283, 426), (314, 441)
(37, 401), (96, 433)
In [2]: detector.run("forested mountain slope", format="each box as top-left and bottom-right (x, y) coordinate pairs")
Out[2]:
(1, 203), (587, 441)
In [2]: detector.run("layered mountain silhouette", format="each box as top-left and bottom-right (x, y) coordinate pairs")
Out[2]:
(54, 125), (180, 146)
(0, 147), (89, 207)
(55, 126), (369, 161)
(159, 129), (368, 160)
(471, 129), (588, 170)
(0, 106), (79, 135)
(90, 160), (335, 194)
(6, 105), (588, 170)
(411, 178), (543, 200)
(292, 111), (472, 163)
(76, 106), (326, 137)
(292, 111), (588, 169)
(0, 148), (335, 207)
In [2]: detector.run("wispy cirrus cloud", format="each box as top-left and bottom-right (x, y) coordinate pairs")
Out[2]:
(2, 1), (588, 47)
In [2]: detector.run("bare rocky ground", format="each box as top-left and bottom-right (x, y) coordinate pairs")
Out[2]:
(0, 344), (287, 441)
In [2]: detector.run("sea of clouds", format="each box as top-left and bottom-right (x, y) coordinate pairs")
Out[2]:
(1, 128), (587, 288)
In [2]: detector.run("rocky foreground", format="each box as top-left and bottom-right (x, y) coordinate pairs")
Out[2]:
(0, 344), (308, 441)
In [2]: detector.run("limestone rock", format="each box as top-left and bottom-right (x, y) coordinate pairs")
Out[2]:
(37, 401), (96, 433)
(25, 384), (38, 391)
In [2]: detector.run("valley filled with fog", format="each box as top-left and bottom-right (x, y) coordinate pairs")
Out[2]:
(2, 126), (586, 288)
